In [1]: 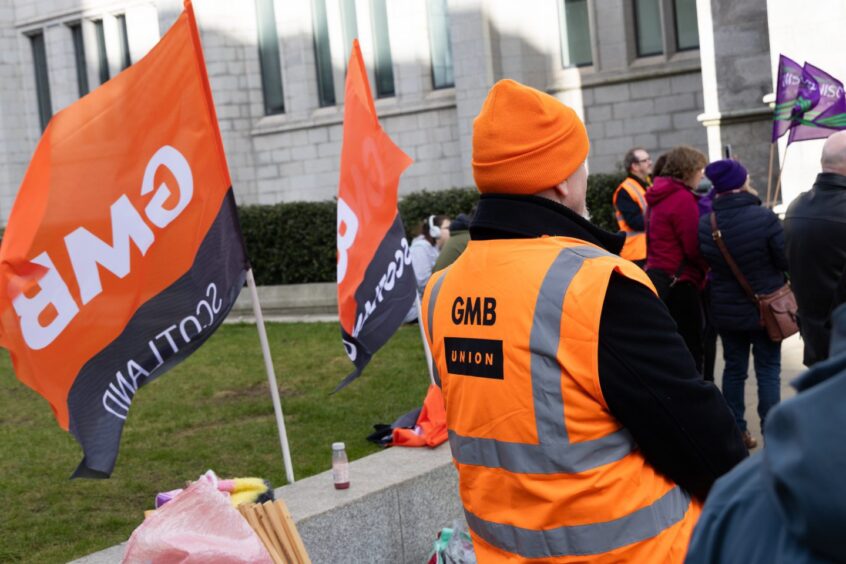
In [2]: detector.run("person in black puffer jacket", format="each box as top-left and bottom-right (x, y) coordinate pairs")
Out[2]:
(698, 160), (788, 450)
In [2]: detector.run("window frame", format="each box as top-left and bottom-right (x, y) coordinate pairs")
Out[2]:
(369, 0), (395, 98)
(427, 0), (454, 89)
(558, 0), (594, 69)
(633, 0), (664, 58)
(93, 19), (110, 84)
(628, 0), (700, 62)
(27, 30), (53, 132)
(671, 0), (699, 52)
(68, 21), (90, 97)
(255, 0), (286, 115)
(115, 14), (132, 70)
(312, 0), (336, 107)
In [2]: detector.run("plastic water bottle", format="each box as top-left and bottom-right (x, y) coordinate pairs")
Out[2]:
(332, 442), (350, 490)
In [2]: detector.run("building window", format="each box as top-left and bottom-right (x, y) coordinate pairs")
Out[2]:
(28, 31), (52, 131)
(69, 23), (89, 97)
(255, 0), (285, 115)
(558, 0), (592, 68)
(369, 0), (394, 97)
(93, 19), (110, 84)
(340, 0), (358, 62)
(427, 0), (453, 88)
(312, 0), (335, 106)
(634, 0), (663, 57)
(116, 14), (132, 69)
(673, 0), (699, 51)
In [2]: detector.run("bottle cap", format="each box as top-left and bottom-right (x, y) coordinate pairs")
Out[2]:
(332, 442), (346, 451)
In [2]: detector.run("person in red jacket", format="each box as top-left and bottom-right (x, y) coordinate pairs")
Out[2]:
(646, 145), (709, 374)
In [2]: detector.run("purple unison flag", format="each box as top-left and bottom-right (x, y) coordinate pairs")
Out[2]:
(772, 55), (803, 142)
(788, 62), (846, 144)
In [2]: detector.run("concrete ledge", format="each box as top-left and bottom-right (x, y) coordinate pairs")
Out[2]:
(71, 445), (462, 564)
(282, 444), (462, 563)
(226, 282), (337, 321)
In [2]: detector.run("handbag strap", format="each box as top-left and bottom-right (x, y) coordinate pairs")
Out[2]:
(710, 212), (757, 302)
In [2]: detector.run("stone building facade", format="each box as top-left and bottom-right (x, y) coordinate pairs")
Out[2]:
(0, 0), (836, 222)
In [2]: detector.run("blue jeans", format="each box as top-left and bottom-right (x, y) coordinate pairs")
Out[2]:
(719, 329), (781, 432)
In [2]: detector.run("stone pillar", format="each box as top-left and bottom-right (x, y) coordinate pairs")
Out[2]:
(696, 0), (773, 198)
(0, 1), (29, 221)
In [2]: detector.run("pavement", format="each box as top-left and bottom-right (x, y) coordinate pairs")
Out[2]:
(224, 313), (338, 324)
(712, 332), (806, 448)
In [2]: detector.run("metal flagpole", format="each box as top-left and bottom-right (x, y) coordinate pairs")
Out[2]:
(246, 268), (296, 484)
(772, 143), (790, 207)
(765, 142), (776, 206)
(415, 292), (436, 385)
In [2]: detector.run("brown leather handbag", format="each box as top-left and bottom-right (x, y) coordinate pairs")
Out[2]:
(710, 213), (799, 342)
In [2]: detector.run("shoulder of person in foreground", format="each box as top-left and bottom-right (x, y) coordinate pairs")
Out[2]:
(687, 310), (846, 563)
(597, 272), (747, 500)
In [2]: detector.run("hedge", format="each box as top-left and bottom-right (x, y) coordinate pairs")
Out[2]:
(238, 201), (337, 286)
(239, 180), (626, 285)
(397, 188), (479, 239)
(586, 172), (626, 233)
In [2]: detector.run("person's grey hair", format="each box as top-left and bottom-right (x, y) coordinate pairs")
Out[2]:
(623, 147), (646, 173)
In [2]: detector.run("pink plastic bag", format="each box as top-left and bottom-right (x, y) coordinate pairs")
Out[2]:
(123, 478), (273, 563)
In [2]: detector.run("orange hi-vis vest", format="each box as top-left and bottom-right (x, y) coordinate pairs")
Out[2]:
(613, 178), (648, 262)
(421, 238), (701, 563)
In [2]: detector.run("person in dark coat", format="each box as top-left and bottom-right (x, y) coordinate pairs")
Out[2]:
(698, 160), (788, 450)
(784, 130), (846, 366)
(685, 303), (846, 564)
(433, 211), (472, 272)
(695, 176), (718, 383)
(645, 145), (709, 373)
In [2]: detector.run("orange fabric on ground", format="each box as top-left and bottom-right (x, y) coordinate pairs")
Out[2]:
(392, 384), (448, 447)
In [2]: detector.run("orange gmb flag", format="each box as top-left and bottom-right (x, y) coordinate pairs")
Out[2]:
(335, 40), (414, 389)
(0, 2), (248, 478)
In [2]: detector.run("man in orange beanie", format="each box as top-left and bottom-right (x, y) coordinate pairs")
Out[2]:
(421, 79), (745, 563)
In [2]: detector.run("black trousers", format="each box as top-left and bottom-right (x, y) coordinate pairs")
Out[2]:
(701, 284), (717, 382)
(647, 270), (705, 375)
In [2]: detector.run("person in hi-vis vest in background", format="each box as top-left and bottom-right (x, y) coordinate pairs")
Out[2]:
(421, 80), (746, 563)
(613, 147), (652, 265)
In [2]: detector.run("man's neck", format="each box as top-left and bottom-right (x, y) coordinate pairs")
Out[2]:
(628, 172), (649, 187)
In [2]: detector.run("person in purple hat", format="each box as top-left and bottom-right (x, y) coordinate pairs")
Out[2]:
(697, 159), (789, 450)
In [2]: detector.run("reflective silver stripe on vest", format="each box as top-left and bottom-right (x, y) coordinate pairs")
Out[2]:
(464, 485), (691, 558)
(448, 427), (635, 474)
(449, 245), (636, 474)
(625, 180), (648, 211)
(616, 180), (647, 231)
(427, 272), (448, 387)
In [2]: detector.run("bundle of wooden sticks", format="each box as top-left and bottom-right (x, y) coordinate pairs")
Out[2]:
(238, 499), (311, 564)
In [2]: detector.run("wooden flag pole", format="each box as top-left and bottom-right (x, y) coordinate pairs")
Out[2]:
(765, 142), (776, 206)
(415, 292), (436, 386)
(247, 268), (296, 485)
(772, 143), (791, 207)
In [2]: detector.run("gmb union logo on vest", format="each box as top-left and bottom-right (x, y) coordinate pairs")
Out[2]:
(446, 296), (503, 379)
(12, 145), (194, 351)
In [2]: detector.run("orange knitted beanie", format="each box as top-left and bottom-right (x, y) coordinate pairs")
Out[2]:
(472, 79), (589, 194)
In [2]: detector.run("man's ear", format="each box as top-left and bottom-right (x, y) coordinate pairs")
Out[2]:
(554, 180), (569, 204)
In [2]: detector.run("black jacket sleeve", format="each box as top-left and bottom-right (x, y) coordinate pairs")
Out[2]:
(833, 266), (846, 311)
(598, 273), (748, 500)
(615, 190), (645, 232)
(766, 212), (789, 273)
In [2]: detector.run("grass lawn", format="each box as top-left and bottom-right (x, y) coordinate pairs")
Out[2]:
(0, 322), (431, 563)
